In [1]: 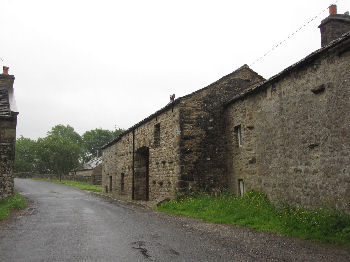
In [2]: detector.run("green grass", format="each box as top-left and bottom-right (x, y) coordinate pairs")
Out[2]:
(0, 192), (28, 220)
(156, 191), (350, 245)
(31, 178), (102, 193)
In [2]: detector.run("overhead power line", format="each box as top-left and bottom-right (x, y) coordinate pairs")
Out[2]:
(249, 1), (339, 67)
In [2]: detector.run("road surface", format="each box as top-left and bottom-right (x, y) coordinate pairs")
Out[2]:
(0, 179), (349, 261)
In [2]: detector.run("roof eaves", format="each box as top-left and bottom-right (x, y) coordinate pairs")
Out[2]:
(224, 31), (350, 107)
(101, 98), (182, 149)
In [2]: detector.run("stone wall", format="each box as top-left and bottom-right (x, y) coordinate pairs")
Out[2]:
(102, 105), (181, 204)
(178, 66), (264, 193)
(15, 173), (92, 184)
(225, 39), (350, 211)
(0, 73), (17, 200)
(319, 13), (350, 47)
(91, 164), (102, 185)
(0, 117), (17, 200)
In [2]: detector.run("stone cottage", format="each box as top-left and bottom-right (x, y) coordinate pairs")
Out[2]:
(0, 66), (18, 200)
(102, 65), (264, 204)
(102, 5), (350, 211)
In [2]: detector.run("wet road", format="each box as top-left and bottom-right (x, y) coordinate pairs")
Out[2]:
(0, 179), (349, 262)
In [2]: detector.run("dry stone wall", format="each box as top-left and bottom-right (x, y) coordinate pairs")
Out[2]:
(225, 43), (350, 211)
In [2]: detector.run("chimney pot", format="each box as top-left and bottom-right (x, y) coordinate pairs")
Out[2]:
(2, 66), (9, 75)
(329, 4), (337, 15)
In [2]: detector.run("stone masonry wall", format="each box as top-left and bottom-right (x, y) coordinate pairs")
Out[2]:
(91, 164), (102, 185)
(225, 43), (350, 211)
(102, 105), (181, 204)
(178, 66), (264, 193)
(319, 14), (350, 47)
(15, 173), (92, 183)
(0, 117), (17, 199)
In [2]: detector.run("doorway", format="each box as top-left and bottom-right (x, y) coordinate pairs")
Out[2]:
(134, 147), (150, 200)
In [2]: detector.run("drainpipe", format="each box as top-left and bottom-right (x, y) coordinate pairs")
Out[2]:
(132, 129), (135, 200)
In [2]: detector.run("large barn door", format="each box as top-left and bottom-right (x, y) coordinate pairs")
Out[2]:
(134, 147), (150, 200)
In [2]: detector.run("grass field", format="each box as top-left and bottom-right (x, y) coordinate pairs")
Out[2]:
(0, 192), (27, 220)
(31, 178), (102, 193)
(156, 191), (350, 245)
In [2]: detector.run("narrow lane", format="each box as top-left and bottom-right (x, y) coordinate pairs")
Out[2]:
(0, 179), (349, 262)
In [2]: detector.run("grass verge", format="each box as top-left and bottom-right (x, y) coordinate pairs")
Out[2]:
(156, 191), (350, 245)
(0, 192), (28, 220)
(31, 178), (102, 193)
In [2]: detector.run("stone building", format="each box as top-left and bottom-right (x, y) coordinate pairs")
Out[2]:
(102, 66), (263, 204)
(224, 6), (350, 211)
(102, 5), (350, 211)
(70, 157), (102, 185)
(0, 66), (18, 200)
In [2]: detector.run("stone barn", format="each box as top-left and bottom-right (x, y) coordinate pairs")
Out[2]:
(70, 157), (102, 185)
(0, 66), (18, 200)
(224, 6), (350, 211)
(102, 5), (350, 212)
(102, 65), (263, 204)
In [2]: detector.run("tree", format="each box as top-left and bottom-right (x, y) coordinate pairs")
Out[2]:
(36, 125), (83, 180)
(14, 136), (37, 173)
(82, 128), (124, 161)
(14, 125), (124, 177)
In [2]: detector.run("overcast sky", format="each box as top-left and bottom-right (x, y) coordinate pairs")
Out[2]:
(1, 0), (348, 139)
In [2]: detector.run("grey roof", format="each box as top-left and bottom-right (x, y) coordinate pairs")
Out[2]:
(77, 157), (102, 171)
(225, 30), (350, 107)
(0, 87), (11, 117)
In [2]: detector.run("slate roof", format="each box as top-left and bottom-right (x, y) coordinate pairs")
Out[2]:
(0, 87), (11, 117)
(225, 30), (350, 107)
(76, 157), (102, 171)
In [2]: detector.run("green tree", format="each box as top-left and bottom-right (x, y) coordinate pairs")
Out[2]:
(82, 128), (124, 161)
(36, 125), (83, 180)
(14, 136), (37, 173)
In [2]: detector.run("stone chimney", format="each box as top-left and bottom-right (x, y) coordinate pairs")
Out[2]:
(0, 66), (17, 112)
(319, 5), (350, 47)
(2, 66), (9, 75)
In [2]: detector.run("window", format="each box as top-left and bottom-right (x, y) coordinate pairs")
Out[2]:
(238, 179), (244, 197)
(121, 173), (125, 192)
(234, 125), (242, 147)
(154, 123), (160, 147)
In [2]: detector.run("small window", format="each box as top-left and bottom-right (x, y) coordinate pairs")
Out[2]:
(234, 125), (242, 147)
(238, 179), (244, 197)
(121, 173), (125, 192)
(154, 123), (160, 147)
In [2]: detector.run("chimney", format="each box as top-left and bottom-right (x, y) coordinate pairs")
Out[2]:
(2, 66), (9, 75)
(329, 4), (337, 15)
(319, 5), (350, 47)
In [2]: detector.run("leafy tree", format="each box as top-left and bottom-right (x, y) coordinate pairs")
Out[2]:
(35, 125), (83, 180)
(82, 128), (124, 161)
(14, 124), (124, 178)
(47, 124), (82, 145)
(14, 136), (37, 173)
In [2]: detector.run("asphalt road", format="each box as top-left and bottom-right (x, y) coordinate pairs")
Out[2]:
(0, 179), (349, 262)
